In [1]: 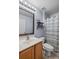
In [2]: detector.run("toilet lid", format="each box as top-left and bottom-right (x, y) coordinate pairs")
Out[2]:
(43, 43), (54, 50)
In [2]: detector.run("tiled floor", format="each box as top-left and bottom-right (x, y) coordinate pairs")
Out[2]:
(44, 52), (59, 59)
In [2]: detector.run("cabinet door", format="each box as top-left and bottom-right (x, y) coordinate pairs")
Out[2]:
(35, 42), (43, 59)
(19, 46), (34, 59)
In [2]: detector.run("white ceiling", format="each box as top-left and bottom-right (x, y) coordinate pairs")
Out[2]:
(26, 0), (59, 15)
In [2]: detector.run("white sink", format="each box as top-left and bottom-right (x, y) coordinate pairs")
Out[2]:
(19, 36), (43, 51)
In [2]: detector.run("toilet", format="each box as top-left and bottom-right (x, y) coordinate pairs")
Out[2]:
(33, 37), (54, 56)
(41, 37), (54, 56)
(43, 43), (54, 56)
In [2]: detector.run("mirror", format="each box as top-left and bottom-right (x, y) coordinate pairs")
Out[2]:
(19, 7), (34, 36)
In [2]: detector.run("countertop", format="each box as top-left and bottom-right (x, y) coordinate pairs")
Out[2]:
(19, 36), (44, 52)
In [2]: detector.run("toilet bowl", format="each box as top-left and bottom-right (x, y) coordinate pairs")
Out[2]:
(43, 43), (54, 56)
(33, 37), (54, 56)
(40, 37), (54, 56)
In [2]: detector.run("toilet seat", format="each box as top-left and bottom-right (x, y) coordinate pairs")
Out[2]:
(43, 43), (54, 51)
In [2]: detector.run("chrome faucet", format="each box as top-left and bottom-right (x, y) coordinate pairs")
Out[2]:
(26, 35), (29, 40)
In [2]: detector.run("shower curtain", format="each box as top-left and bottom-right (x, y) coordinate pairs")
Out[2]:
(45, 13), (59, 52)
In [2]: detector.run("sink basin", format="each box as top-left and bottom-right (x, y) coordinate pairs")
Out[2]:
(19, 39), (33, 45)
(19, 36), (43, 51)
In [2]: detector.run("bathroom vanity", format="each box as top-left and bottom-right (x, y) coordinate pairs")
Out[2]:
(19, 36), (43, 59)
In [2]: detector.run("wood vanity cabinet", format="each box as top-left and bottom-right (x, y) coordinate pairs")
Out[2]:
(35, 42), (43, 59)
(19, 46), (34, 59)
(19, 42), (43, 59)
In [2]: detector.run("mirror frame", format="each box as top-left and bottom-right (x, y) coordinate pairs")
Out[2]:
(19, 8), (34, 36)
